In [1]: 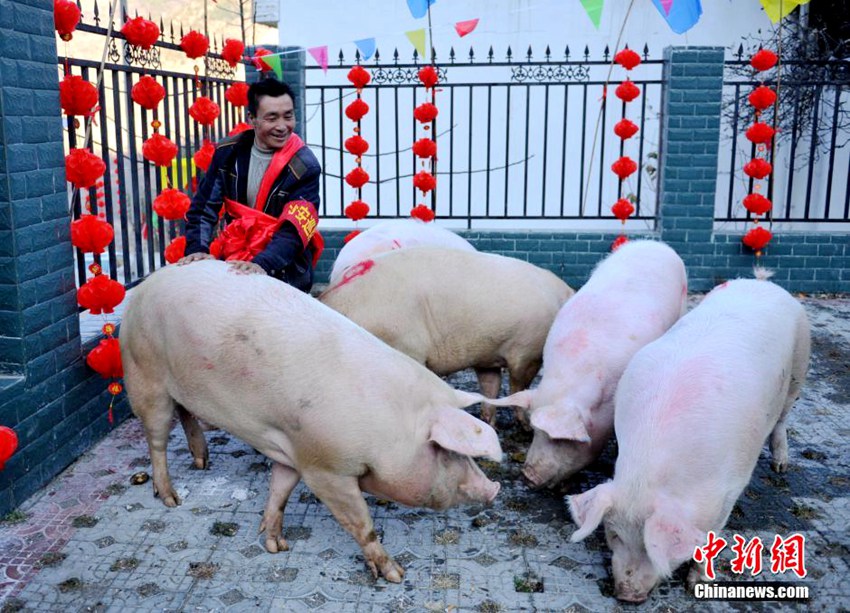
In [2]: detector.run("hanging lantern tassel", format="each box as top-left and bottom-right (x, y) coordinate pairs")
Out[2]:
(107, 381), (123, 424)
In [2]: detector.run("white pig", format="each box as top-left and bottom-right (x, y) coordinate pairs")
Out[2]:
(320, 246), (575, 426)
(330, 218), (475, 286)
(568, 274), (810, 602)
(120, 260), (502, 582)
(491, 240), (687, 487)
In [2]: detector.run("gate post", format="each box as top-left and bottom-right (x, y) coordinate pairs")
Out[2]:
(657, 46), (725, 288)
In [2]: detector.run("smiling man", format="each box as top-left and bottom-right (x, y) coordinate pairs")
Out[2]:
(181, 78), (323, 292)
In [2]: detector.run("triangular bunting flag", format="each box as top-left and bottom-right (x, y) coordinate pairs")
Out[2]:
(405, 29), (426, 58)
(355, 38), (376, 61)
(651, 0), (701, 34)
(406, 0), (436, 19)
(759, 0), (810, 23)
(308, 46), (329, 74)
(661, 0), (673, 14)
(263, 53), (283, 80)
(454, 18), (479, 38)
(579, 0), (604, 28)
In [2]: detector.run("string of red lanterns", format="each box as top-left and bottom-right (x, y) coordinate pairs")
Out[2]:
(342, 65), (372, 243)
(741, 48), (779, 256)
(411, 65), (439, 222)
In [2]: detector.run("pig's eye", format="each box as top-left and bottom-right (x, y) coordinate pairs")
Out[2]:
(607, 531), (621, 544)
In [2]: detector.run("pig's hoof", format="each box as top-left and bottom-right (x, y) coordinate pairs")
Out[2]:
(383, 561), (405, 583)
(193, 455), (209, 470)
(154, 486), (181, 507)
(265, 536), (290, 553)
(771, 459), (788, 473)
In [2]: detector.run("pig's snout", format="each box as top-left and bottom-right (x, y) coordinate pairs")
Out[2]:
(462, 478), (501, 505)
(521, 464), (545, 489)
(486, 480), (501, 504)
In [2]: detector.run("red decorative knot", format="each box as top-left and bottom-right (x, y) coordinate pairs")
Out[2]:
(748, 85), (777, 111)
(414, 102), (439, 123)
(345, 167), (370, 189)
(611, 198), (635, 222)
(611, 235), (629, 251)
(77, 275), (126, 314)
(86, 337), (123, 379)
(225, 82), (249, 107)
(742, 226), (773, 251)
(743, 193), (772, 216)
(142, 134), (178, 167)
(344, 135), (370, 156)
(750, 49), (778, 72)
(151, 119), (162, 130)
(745, 122), (775, 144)
(102, 322), (116, 336)
(221, 39), (246, 68)
(108, 382), (123, 395)
(59, 75), (99, 117)
(614, 48), (641, 71)
(189, 96), (220, 126)
(611, 156), (638, 180)
(613, 119), (639, 140)
(121, 17), (160, 50)
(343, 229), (362, 244)
(413, 171), (437, 194)
(347, 65), (371, 89)
(88, 262), (102, 275)
(131, 75), (166, 110)
(164, 236), (186, 263)
(344, 200), (370, 221)
(54, 0), (81, 40)
(410, 204), (435, 222)
(180, 30), (209, 59)
(252, 48), (274, 71)
(71, 215), (114, 254)
(229, 122), (252, 136)
(743, 157), (772, 180)
(193, 141), (215, 173)
(615, 80), (640, 103)
(65, 149), (106, 189)
(154, 188), (192, 220)
(412, 138), (437, 159)
(345, 98), (370, 122)
(418, 66), (439, 89)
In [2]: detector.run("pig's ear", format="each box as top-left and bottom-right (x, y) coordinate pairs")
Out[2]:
(530, 405), (591, 442)
(643, 509), (705, 577)
(429, 407), (503, 462)
(568, 482), (615, 541)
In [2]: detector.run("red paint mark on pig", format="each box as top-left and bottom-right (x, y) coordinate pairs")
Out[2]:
(391, 239), (402, 249)
(322, 259), (376, 296)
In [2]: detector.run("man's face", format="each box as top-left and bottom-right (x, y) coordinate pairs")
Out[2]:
(251, 94), (295, 150)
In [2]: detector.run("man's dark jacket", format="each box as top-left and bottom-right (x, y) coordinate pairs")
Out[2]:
(184, 129), (321, 292)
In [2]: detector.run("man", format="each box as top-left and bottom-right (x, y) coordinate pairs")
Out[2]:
(180, 78), (323, 292)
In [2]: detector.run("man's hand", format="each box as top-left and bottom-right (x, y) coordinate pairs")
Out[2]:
(177, 252), (215, 266)
(228, 260), (266, 275)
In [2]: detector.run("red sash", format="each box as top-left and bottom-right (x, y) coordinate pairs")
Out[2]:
(215, 133), (324, 266)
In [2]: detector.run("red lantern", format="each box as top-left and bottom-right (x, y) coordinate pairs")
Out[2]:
(418, 66), (439, 89)
(165, 236), (186, 263)
(344, 135), (370, 156)
(59, 75), (99, 117)
(614, 48), (641, 71)
(347, 65), (371, 89)
(412, 138), (437, 159)
(0, 426), (18, 470)
(748, 86), (776, 111)
(86, 337), (123, 379)
(77, 274), (126, 314)
(611, 198), (635, 222)
(345, 167), (370, 189)
(611, 156), (638, 180)
(189, 96), (220, 126)
(743, 158), (772, 180)
(410, 204), (435, 222)
(121, 17), (160, 49)
(344, 230), (361, 244)
(142, 134), (178, 167)
(65, 148), (106, 188)
(743, 193), (772, 216)
(613, 119), (639, 140)
(71, 215), (114, 254)
(193, 140), (215, 173)
(611, 235), (629, 251)
(615, 80), (640, 103)
(750, 49), (778, 72)
(229, 122), (252, 136)
(153, 188), (191, 220)
(745, 122), (775, 144)
(252, 48), (274, 71)
(181, 30), (209, 59)
(345, 98), (370, 122)
(344, 200), (370, 221)
(221, 38), (245, 68)
(742, 226), (773, 251)
(131, 75), (165, 110)
(413, 171), (436, 194)
(54, 0), (81, 40)
(225, 82), (249, 107)
(414, 102), (439, 123)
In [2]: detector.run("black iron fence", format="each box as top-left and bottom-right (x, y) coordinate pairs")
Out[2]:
(304, 45), (664, 230)
(60, 0), (243, 292)
(717, 50), (850, 226)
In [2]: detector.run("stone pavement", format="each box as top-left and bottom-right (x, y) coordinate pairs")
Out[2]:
(1, 296), (848, 612)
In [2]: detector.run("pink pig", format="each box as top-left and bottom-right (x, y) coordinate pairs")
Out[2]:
(120, 260), (502, 583)
(494, 240), (687, 487)
(568, 274), (810, 602)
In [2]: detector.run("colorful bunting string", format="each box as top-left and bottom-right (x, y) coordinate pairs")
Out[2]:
(354, 38), (376, 61)
(406, 0), (436, 20)
(308, 46), (329, 74)
(759, 0), (811, 24)
(650, 0), (703, 34)
(405, 29), (427, 57)
(454, 18), (479, 38)
(579, 0), (604, 29)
